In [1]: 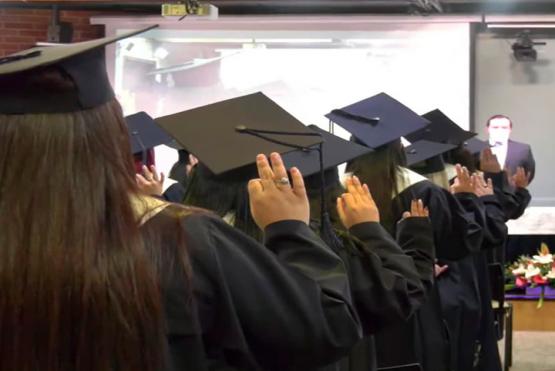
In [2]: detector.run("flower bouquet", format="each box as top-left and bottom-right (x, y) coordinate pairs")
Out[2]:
(506, 243), (555, 308)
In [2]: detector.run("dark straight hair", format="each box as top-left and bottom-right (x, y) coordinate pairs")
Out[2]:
(346, 139), (406, 232)
(0, 67), (191, 371)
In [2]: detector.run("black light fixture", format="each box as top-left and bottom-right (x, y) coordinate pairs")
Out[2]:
(511, 31), (546, 62)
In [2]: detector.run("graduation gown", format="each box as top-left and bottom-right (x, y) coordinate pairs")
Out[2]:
(375, 168), (483, 371)
(475, 195), (508, 371)
(319, 217), (435, 371)
(162, 182), (186, 203)
(436, 192), (488, 371)
(141, 204), (362, 371)
(485, 171), (531, 221)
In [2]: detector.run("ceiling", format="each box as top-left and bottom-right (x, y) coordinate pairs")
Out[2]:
(4, 0), (555, 14)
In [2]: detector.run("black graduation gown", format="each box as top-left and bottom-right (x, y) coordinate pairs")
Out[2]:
(475, 195), (508, 371)
(375, 174), (483, 371)
(485, 171), (531, 221)
(162, 183), (186, 203)
(142, 205), (362, 371)
(319, 217), (435, 371)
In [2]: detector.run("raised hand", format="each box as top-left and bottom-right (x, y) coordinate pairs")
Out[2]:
(450, 164), (475, 194)
(248, 153), (309, 229)
(402, 199), (430, 220)
(480, 147), (502, 173)
(336, 175), (380, 229)
(186, 154), (199, 176)
(512, 166), (531, 189)
(136, 165), (165, 196)
(473, 172), (494, 197)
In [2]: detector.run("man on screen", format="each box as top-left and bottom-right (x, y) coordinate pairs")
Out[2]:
(487, 114), (536, 183)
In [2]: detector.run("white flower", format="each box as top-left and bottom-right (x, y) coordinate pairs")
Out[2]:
(525, 264), (541, 279)
(547, 270), (555, 279)
(533, 254), (553, 265)
(512, 264), (527, 276)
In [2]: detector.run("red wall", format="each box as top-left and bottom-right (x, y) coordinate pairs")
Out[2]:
(0, 8), (106, 56)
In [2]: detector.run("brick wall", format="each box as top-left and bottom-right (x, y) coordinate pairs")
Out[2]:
(0, 8), (107, 56)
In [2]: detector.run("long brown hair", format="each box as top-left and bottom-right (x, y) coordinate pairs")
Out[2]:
(346, 139), (406, 232)
(0, 68), (177, 371)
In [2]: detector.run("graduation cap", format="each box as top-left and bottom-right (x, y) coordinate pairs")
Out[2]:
(462, 137), (490, 156)
(282, 125), (373, 186)
(405, 140), (457, 167)
(325, 92), (430, 149)
(0, 25), (157, 114)
(155, 92), (322, 176)
(377, 364), (422, 371)
(406, 109), (476, 145)
(405, 139), (457, 174)
(125, 111), (175, 155)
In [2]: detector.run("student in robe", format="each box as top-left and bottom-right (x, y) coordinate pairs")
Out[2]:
(326, 93), (484, 371)
(282, 126), (436, 371)
(0, 29), (363, 371)
(157, 95), (435, 371)
(445, 140), (509, 371)
(154, 93), (315, 243)
(406, 112), (507, 371)
(472, 173), (507, 371)
(405, 137), (490, 371)
(125, 111), (186, 203)
(480, 147), (531, 221)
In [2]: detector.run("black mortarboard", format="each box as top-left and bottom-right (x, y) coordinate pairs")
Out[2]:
(282, 125), (373, 177)
(155, 92), (322, 175)
(325, 92), (430, 149)
(378, 364), (422, 371)
(406, 109), (476, 145)
(125, 111), (175, 154)
(462, 137), (490, 156)
(405, 140), (457, 167)
(0, 25), (157, 114)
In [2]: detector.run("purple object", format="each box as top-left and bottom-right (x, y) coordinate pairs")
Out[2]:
(506, 286), (555, 300)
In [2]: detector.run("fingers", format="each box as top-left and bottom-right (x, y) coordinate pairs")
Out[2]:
(417, 199), (425, 215)
(149, 165), (159, 182)
(142, 165), (154, 181)
(270, 152), (288, 181)
(402, 211), (411, 219)
(136, 173), (150, 186)
(352, 176), (366, 196)
(341, 193), (356, 209)
(247, 179), (264, 198)
(256, 154), (275, 188)
(345, 177), (361, 203)
(362, 183), (372, 199)
(336, 197), (347, 226)
(487, 178), (493, 190)
(410, 199), (418, 215)
(290, 167), (306, 197)
(189, 154), (198, 166)
(408, 199), (428, 217)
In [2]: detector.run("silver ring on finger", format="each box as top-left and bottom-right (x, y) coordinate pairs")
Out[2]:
(275, 176), (290, 186)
